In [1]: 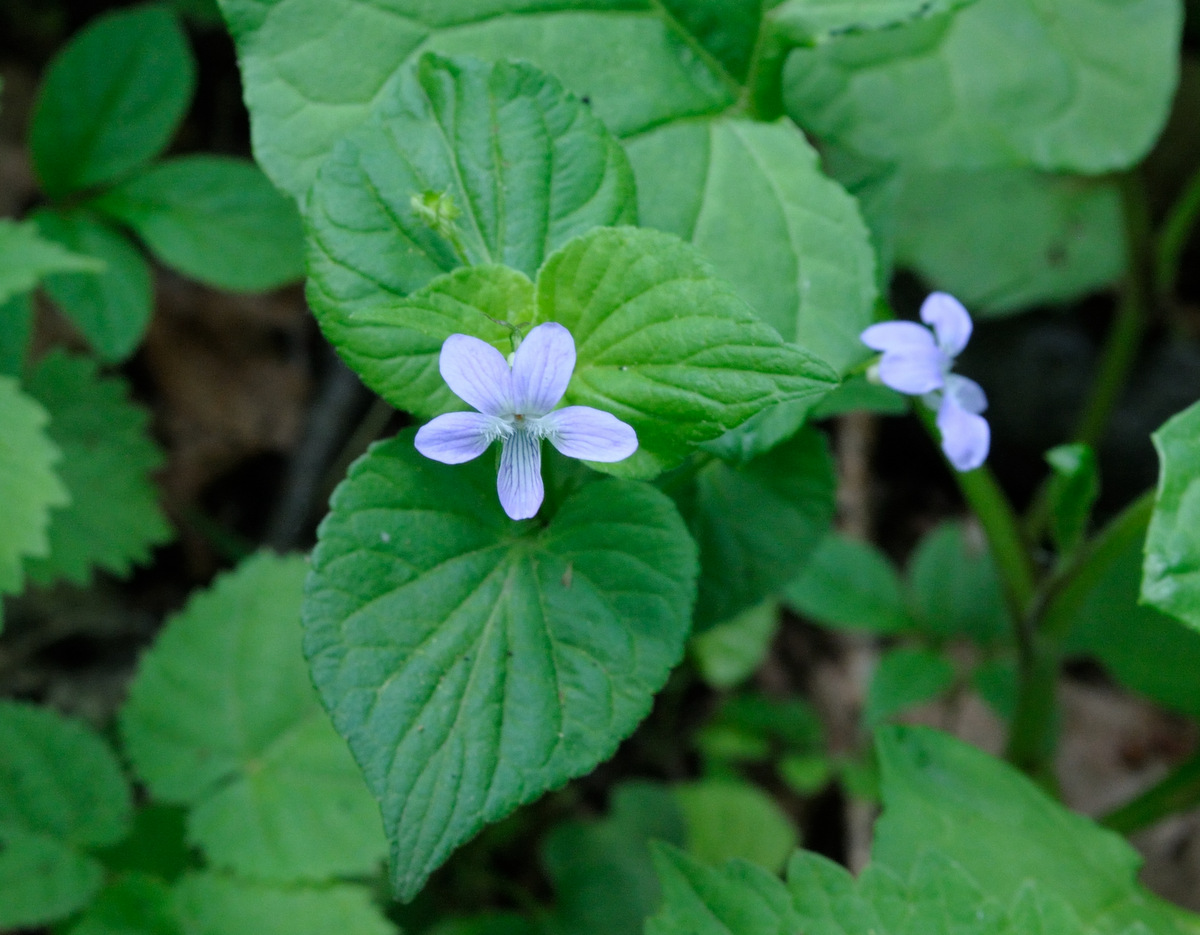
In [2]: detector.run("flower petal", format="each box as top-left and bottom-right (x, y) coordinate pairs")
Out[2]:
(414, 411), (500, 464)
(946, 373), (988, 415)
(860, 321), (937, 354)
(542, 406), (638, 462)
(439, 334), (513, 416)
(497, 430), (543, 520)
(511, 322), (575, 416)
(920, 292), (972, 358)
(937, 393), (990, 472)
(876, 352), (946, 395)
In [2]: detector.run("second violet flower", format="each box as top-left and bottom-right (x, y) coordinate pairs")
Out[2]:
(415, 322), (638, 520)
(861, 292), (990, 472)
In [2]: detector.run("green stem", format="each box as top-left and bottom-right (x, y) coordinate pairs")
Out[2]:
(1156, 162), (1200, 298)
(1073, 172), (1152, 449)
(1101, 748), (1200, 835)
(740, 24), (789, 121)
(1004, 491), (1155, 774)
(916, 406), (1036, 618)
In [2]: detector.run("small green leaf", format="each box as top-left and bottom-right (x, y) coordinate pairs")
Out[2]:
(0, 293), (34, 378)
(865, 647), (955, 727)
(0, 378), (68, 601)
(0, 701), (132, 929)
(1065, 511), (1200, 720)
(33, 209), (153, 363)
(626, 117), (876, 376)
(542, 782), (686, 935)
(872, 725), (1195, 933)
(784, 533), (912, 635)
(1143, 401), (1200, 629)
(1045, 443), (1099, 556)
(537, 228), (837, 476)
(305, 52), (636, 320)
(675, 781), (797, 874)
(674, 428), (836, 630)
(809, 375), (908, 419)
(120, 553), (387, 883)
(66, 875), (182, 935)
(172, 874), (394, 935)
(91, 156), (305, 292)
(769, 0), (978, 45)
(303, 433), (698, 900)
(0, 219), (103, 306)
(24, 352), (172, 587)
(691, 602), (779, 690)
(646, 845), (803, 935)
(30, 5), (195, 197)
(784, 0), (1183, 173)
(895, 168), (1125, 316)
(906, 521), (1010, 645)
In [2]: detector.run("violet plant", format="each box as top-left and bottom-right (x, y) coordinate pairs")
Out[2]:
(4, 0), (1200, 933)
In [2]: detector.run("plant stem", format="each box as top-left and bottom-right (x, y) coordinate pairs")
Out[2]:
(1004, 491), (1155, 775)
(1073, 172), (1153, 449)
(740, 24), (789, 121)
(1101, 748), (1200, 835)
(916, 406), (1036, 619)
(1156, 162), (1200, 298)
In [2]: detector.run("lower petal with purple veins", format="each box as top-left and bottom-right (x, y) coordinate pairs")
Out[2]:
(541, 406), (638, 462)
(937, 393), (990, 472)
(414, 411), (501, 464)
(497, 430), (544, 520)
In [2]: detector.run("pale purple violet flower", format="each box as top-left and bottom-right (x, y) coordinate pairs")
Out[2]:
(415, 322), (638, 520)
(860, 292), (990, 472)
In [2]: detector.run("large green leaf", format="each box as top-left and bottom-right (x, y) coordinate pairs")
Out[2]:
(673, 428), (835, 630)
(626, 116), (875, 375)
(0, 702), (132, 929)
(871, 726), (1196, 933)
(784, 0), (1183, 173)
(768, 0), (978, 44)
(646, 845), (1026, 935)
(0, 378), (68, 600)
(306, 53), (636, 318)
(216, 0), (738, 200)
(120, 553), (387, 883)
(220, 3), (877, 375)
(0, 219), (103, 306)
(172, 874), (395, 935)
(329, 228), (837, 478)
(91, 156), (305, 292)
(1143, 401), (1200, 629)
(24, 352), (172, 587)
(33, 209), (153, 363)
(302, 432), (698, 899)
(30, 5), (195, 197)
(895, 168), (1125, 315)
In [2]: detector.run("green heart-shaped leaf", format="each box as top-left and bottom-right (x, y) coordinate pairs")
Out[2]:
(303, 432), (698, 899)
